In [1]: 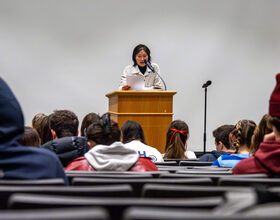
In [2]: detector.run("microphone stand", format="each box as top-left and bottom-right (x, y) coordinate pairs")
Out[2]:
(155, 70), (167, 91)
(202, 80), (211, 155)
(203, 86), (208, 154)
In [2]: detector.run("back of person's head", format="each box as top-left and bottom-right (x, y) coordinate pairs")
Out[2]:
(80, 112), (100, 137)
(49, 110), (79, 138)
(39, 116), (52, 145)
(17, 126), (41, 147)
(121, 120), (146, 144)
(230, 120), (256, 153)
(86, 113), (120, 146)
(31, 113), (47, 141)
(213, 124), (234, 150)
(164, 120), (189, 159)
(250, 114), (272, 155)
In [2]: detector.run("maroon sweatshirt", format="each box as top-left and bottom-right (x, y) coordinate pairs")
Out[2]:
(233, 140), (280, 176)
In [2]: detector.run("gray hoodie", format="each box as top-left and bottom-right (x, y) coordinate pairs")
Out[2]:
(84, 141), (139, 171)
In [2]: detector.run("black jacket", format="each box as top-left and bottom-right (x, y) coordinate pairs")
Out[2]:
(41, 136), (90, 167)
(198, 150), (232, 162)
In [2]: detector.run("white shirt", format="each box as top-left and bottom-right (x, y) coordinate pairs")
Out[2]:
(124, 140), (164, 163)
(119, 63), (163, 90)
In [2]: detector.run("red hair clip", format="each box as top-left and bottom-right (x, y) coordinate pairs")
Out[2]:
(169, 128), (188, 143)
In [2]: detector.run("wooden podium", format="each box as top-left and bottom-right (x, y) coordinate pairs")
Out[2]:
(106, 90), (176, 153)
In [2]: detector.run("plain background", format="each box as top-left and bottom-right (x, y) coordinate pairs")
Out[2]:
(1, 0), (280, 152)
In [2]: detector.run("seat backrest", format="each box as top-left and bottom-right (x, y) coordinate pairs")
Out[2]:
(0, 178), (65, 186)
(0, 207), (109, 220)
(0, 184), (133, 209)
(218, 177), (280, 187)
(9, 193), (223, 220)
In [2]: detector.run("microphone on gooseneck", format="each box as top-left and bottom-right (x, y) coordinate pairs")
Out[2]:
(144, 60), (167, 90)
(144, 60), (155, 73)
(202, 80), (212, 88)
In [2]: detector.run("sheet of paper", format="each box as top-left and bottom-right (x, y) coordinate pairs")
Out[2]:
(126, 75), (146, 90)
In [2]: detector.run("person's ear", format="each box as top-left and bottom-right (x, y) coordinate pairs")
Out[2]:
(51, 129), (57, 140)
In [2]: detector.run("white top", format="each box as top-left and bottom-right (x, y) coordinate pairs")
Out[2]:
(119, 63), (163, 90)
(124, 140), (164, 163)
(185, 151), (197, 159)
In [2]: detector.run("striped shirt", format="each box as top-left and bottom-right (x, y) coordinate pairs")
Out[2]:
(212, 153), (250, 167)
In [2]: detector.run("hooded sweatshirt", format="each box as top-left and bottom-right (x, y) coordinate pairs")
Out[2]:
(41, 136), (90, 167)
(199, 150), (232, 162)
(0, 77), (68, 184)
(65, 141), (158, 172)
(233, 141), (280, 176)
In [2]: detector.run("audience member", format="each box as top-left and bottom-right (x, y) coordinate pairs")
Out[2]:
(17, 126), (41, 147)
(233, 73), (280, 176)
(37, 115), (52, 145)
(41, 110), (89, 167)
(80, 112), (100, 148)
(199, 124), (235, 162)
(163, 120), (196, 159)
(121, 120), (164, 162)
(249, 114), (272, 155)
(65, 113), (158, 171)
(32, 113), (47, 140)
(0, 77), (68, 183)
(212, 119), (256, 167)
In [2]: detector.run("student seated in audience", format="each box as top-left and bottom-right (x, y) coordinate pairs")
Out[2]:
(163, 120), (196, 159)
(121, 120), (164, 163)
(17, 126), (41, 147)
(32, 113), (47, 143)
(233, 74), (280, 176)
(212, 119), (256, 167)
(0, 77), (68, 183)
(199, 124), (235, 162)
(41, 110), (89, 167)
(249, 114), (272, 155)
(65, 113), (158, 171)
(80, 112), (100, 148)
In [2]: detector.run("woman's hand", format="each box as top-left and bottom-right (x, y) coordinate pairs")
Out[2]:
(122, 85), (131, 90)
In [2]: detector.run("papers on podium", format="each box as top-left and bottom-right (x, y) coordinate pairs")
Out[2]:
(126, 75), (152, 90)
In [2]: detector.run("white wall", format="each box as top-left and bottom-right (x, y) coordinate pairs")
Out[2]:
(1, 0), (280, 152)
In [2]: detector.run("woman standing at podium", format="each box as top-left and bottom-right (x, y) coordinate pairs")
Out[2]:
(119, 44), (164, 90)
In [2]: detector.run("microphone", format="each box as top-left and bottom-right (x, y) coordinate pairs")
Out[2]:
(144, 60), (155, 73)
(144, 60), (167, 90)
(202, 80), (212, 88)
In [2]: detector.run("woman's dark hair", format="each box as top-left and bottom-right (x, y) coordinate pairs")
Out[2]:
(121, 120), (146, 144)
(80, 112), (100, 137)
(17, 126), (41, 147)
(229, 120), (256, 153)
(37, 116), (52, 145)
(86, 113), (120, 146)
(250, 114), (272, 155)
(164, 120), (189, 159)
(132, 44), (151, 66)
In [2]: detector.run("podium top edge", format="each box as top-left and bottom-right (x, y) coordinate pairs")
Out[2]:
(106, 90), (177, 97)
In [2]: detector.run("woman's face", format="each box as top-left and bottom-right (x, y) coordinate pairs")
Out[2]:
(135, 50), (148, 67)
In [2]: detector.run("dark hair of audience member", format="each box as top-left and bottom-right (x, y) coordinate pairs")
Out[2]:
(37, 116), (52, 145)
(49, 110), (79, 138)
(164, 120), (189, 159)
(121, 120), (146, 144)
(86, 113), (120, 147)
(17, 126), (41, 147)
(32, 113), (47, 137)
(80, 112), (100, 137)
(250, 114), (273, 155)
(132, 44), (151, 66)
(229, 120), (256, 153)
(213, 124), (234, 149)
